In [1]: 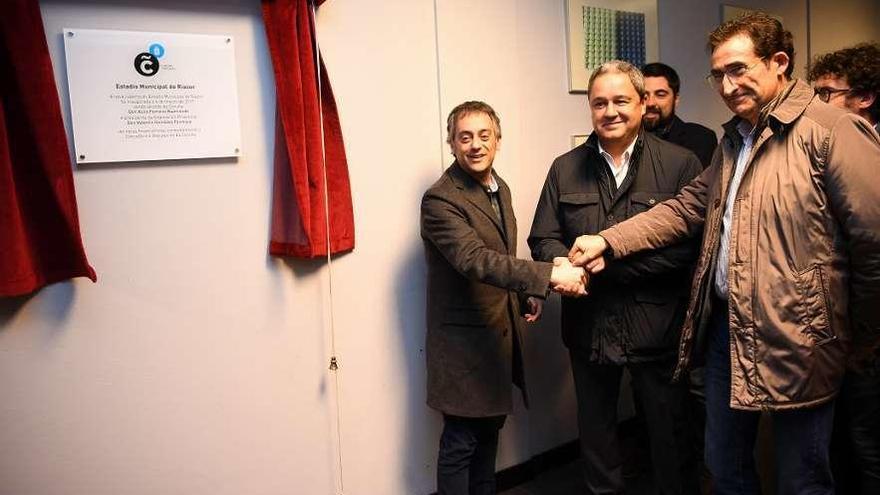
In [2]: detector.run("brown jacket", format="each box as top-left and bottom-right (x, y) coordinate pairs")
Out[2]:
(421, 163), (552, 417)
(600, 80), (880, 411)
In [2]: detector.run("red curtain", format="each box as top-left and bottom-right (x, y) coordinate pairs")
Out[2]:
(0, 0), (96, 297)
(262, 0), (355, 258)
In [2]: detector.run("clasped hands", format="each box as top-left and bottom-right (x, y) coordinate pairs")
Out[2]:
(549, 257), (589, 297)
(548, 235), (611, 298)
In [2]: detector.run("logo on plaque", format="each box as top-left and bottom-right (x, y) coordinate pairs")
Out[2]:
(134, 52), (160, 77)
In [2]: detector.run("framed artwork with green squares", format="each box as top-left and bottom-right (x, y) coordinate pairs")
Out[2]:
(565, 0), (659, 93)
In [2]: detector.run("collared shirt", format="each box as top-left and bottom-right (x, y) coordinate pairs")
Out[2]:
(483, 175), (503, 223)
(597, 136), (638, 188)
(715, 120), (756, 299)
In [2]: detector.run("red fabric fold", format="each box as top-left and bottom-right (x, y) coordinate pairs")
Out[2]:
(262, 0), (355, 258)
(0, 0), (96, 297)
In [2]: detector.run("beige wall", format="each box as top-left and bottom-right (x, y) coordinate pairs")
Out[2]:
(809, 0), (880, 65)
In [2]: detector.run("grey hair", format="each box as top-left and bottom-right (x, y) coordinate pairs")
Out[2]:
(587, 60), (646, 98)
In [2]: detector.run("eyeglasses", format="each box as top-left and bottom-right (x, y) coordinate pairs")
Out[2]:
(705, 58), (765, 88)
(814, 87), (852, 102)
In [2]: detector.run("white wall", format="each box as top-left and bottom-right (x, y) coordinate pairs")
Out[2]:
(0, 1), (834, 494)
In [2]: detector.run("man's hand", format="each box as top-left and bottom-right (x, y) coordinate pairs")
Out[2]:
(568, 235), (609, 273)
(524, 297), (543, 323)
(551, 257), (589, 297)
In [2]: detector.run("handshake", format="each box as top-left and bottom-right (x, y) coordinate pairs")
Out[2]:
(547, 235), (611, 298)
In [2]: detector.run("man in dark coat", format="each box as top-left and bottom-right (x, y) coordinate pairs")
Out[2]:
(529, 62), (702, 494)
(809, 42), (880, 495)
(421, 101), (587, 495)
(642, 62), (718, 168)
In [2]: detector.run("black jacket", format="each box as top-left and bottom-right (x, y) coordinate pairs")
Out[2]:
(652, 116), (718, 169)
(528, 132), (701, 364)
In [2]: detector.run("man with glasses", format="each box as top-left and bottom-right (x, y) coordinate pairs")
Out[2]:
(809, 43), (879, 133)
(566, 13), (880, 495)
(808, 42), (880, 495)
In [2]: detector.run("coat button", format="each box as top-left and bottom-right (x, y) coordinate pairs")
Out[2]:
(648, 198), (656, 205)
(607, 214), (614, 221)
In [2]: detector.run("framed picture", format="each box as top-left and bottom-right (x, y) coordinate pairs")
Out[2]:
(565, 0), (659, 93)
(571, 134), (589, 149)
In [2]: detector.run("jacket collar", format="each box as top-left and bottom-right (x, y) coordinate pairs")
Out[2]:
(721, 79), (813, 139)
(650, 115), (683, 140)
(584, 129), (645, 156)
(447, 162), (514, 250)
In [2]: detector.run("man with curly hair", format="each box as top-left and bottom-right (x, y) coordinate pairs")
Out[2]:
(809, 43), (880, 132)
(809, 42), (880, 495)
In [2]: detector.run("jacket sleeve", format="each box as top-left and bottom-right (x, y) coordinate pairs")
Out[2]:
(528, 162), (571, 262)
(600, 153), (717, 259)
(421, 190), (553, 298)
(824, 114), (880, 357)
(599, 152), (703, 283)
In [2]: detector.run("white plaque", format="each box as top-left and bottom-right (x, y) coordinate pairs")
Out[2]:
(63, 28), (242, 164)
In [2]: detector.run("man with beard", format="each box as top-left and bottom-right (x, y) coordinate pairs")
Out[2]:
(642, 63), (718, 168)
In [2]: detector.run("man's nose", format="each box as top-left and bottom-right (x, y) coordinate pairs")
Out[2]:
(721, 75), (737, 96)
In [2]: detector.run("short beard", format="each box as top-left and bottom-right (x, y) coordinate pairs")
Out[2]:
(643, 111), (673, 131)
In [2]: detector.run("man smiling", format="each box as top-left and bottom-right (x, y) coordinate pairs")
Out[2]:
(529, 62), (701, 494)
(421, 101), (587, 495)
(568, 13), (880, 495)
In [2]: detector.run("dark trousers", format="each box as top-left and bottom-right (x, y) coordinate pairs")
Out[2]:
(832, 364), (880, 494)
(704, 302), (835, 495)
(570, 350), (695, 494)
(437, 414), (506, 495)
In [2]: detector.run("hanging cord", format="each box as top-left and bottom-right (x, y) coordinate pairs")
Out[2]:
(310, 2), (345, 494)
(432, 0), (446, 171)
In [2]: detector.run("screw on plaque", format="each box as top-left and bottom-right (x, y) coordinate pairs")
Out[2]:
(78, 154), (85, 160)
(67, 31), (74, 37)
(329, 356), (339, 371)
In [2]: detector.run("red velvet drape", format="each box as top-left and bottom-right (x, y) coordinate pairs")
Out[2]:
(262, 0), (355, 258)
(0, 0), (96, 297)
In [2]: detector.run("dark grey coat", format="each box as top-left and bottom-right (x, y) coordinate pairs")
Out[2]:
(421, 163), (552, 417)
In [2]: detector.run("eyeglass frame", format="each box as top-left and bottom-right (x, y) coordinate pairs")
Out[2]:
(705, 58), (767, 89)
(814, 87), (853, 103)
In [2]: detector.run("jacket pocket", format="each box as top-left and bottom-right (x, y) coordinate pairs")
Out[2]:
(560, 192), (601, 234)
(629, 192), (673, 215)
(795, 264), (836, 345)
(437, 321), (493, 376)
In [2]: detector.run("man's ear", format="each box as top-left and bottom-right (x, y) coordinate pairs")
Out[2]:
(855, 92), (876, 113)
(674, 93), (681, 110)
(771, 51), (790, 77)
